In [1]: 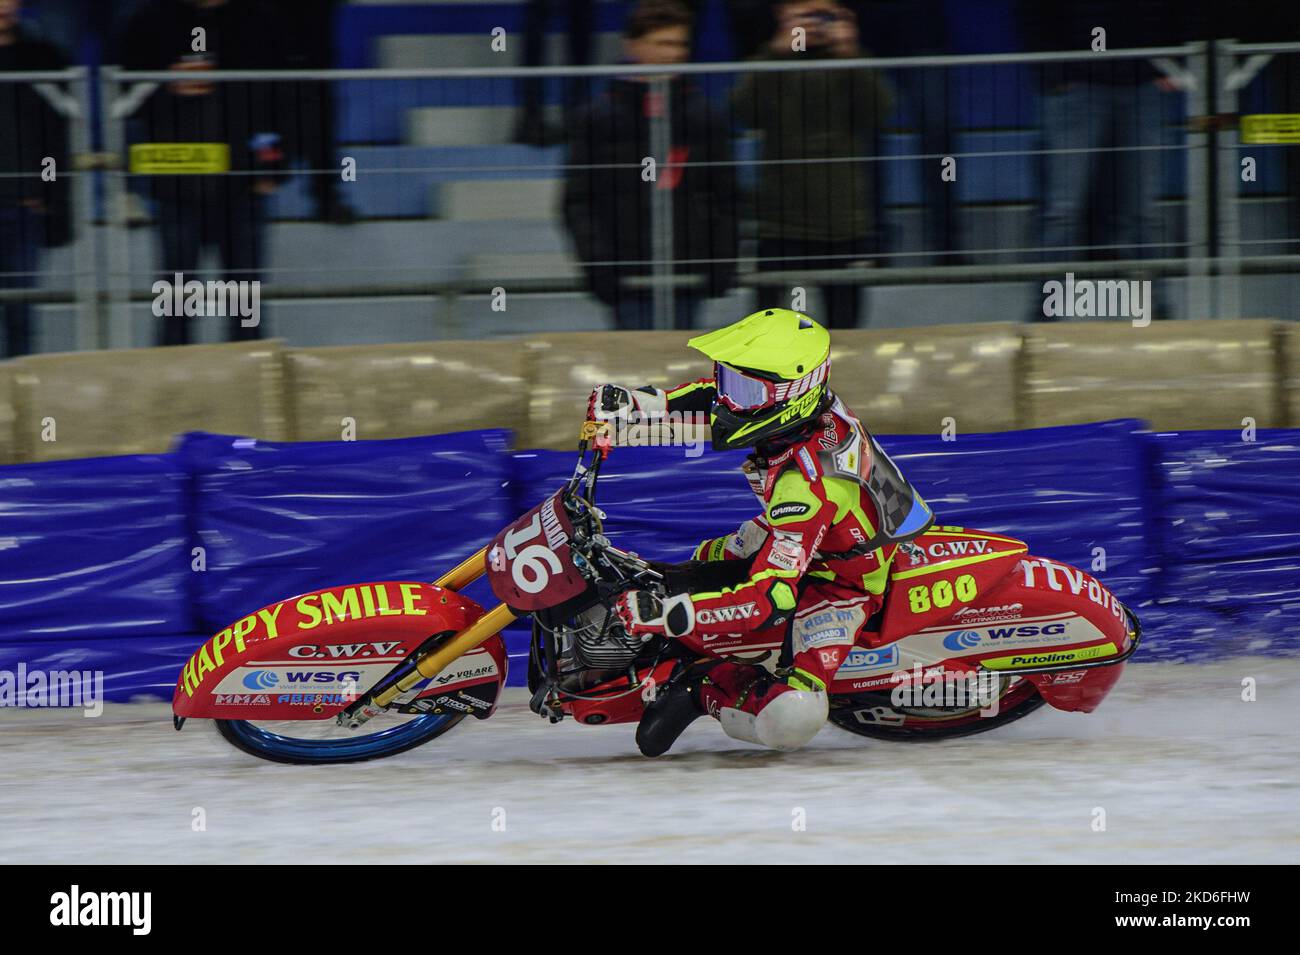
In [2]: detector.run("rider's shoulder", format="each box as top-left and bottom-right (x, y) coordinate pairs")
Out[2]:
(765, 429), (829, 490)
(754, 397), (866, 492)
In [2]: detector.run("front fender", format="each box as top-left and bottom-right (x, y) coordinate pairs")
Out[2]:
(173, 581), (504, 721)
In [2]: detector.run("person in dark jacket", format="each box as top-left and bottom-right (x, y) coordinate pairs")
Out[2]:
(0, 0), (69, 357)
(120, 0), (285, 345)
(863, 0), (963, 265)
(563, 0), (738, 330)
(274, 0), (355, 224)
(515, 0), (595, 147)
(732, 0), (893, 328)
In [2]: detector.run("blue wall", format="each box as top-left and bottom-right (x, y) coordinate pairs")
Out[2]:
(1, 419), (1296, 702)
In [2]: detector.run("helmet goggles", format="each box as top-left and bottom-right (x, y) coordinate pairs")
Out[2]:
(714, 358), (831, 414)
(715, 362), (776, 412)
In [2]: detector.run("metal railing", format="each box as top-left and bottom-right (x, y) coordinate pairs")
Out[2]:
(3, 43), (1298, 350)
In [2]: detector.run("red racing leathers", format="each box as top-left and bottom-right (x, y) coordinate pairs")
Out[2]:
(654, 378), (934, 695)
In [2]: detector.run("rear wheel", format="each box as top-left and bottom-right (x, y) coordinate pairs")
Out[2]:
(828, 674), (1045, 742)
(215, 710), (465, 765)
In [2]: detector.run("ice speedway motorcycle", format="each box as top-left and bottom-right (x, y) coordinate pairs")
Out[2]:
(173, 421), (1142, 763)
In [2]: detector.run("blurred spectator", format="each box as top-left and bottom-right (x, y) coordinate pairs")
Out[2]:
(1020, 0), (1185, 319)
(0, 0), (70, 357)
(274, 0), (355, 224)
(724, 1), (778, 60)
(515, 0), (595, 146)
(867, 0), (964, 264)
(563, 0), (737, 330)
(732, 0), (892, 328)
(1214, 3), (1300, 245)
(121, 0), (285, 345)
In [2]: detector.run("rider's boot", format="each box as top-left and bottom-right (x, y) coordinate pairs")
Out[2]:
(635, 660), (720, 757)
(700, 662), (829, 752)
(636, 652), (838, 756)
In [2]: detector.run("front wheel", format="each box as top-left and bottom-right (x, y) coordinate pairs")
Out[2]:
(828, 675), (1045, 742)
(214, 710), (465, 765)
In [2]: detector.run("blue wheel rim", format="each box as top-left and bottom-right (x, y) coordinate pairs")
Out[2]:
(222, 712), (458, 761)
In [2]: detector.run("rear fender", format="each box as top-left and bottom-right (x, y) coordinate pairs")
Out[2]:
(837, 535), (1138, 703)
(172, 582), (507, 721)
(1021, 604), (1141, 712)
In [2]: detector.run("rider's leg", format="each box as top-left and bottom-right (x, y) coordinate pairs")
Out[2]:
(697, 660), (829, 751)
(635, 622), (787, 757)
(704, 591), (884, 750)
(636, 589), (883, 756)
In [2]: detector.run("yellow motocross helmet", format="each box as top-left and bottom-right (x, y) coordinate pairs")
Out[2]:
(688, 308), (832, 451)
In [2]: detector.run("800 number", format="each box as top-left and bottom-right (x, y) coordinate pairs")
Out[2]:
(908, 574), (977, 613)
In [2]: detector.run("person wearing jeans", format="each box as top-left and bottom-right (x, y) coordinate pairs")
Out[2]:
(1039, 82), (1170, 266)
(1020, 0), (1184, 321)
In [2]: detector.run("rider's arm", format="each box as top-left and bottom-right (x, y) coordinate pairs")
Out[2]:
(588, 379), (716, 421)
(662, 379), (715, 416)
(617, 467), (832, 639)
(638, 514), (769, 601)
(686, 468), (831, 634)
(692, 515), (768, 562)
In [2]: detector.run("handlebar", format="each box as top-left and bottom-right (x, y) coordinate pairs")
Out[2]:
(563, 422), (665, 595)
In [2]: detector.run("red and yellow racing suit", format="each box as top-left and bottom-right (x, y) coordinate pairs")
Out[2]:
(661, 379), (934, 691)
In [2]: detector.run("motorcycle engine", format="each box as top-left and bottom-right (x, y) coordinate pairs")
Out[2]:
(569, 604), (646, 669)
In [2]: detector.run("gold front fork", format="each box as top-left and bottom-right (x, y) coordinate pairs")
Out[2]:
(435, 546), (489, 592)
(370, 547), (517, 708)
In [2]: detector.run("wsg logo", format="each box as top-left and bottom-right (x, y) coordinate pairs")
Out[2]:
(943, 623), (1068, 651)
(242, 669), (362, 689)
(942, 630), (981, 651)
(242, 670), (279, 690)
(988, 623), (1066, 639)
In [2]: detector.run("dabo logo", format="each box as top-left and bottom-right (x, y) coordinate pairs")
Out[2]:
(835, 644), (898, 675)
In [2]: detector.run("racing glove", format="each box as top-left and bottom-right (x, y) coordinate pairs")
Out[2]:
(615, 589), (694, 639)
(586, 384), (668, 422)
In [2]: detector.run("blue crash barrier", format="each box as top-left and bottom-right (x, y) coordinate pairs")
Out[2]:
(0, 420), (1296, 702)
(1144, 428), (1300, 658)
(0, 454), (193, 641)
(173, 429), (514, 633)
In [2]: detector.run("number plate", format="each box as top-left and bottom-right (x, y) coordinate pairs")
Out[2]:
(486, 491), (589, 611)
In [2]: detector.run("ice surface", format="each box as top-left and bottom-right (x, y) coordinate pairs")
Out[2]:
(2, 659), (1297, 864)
